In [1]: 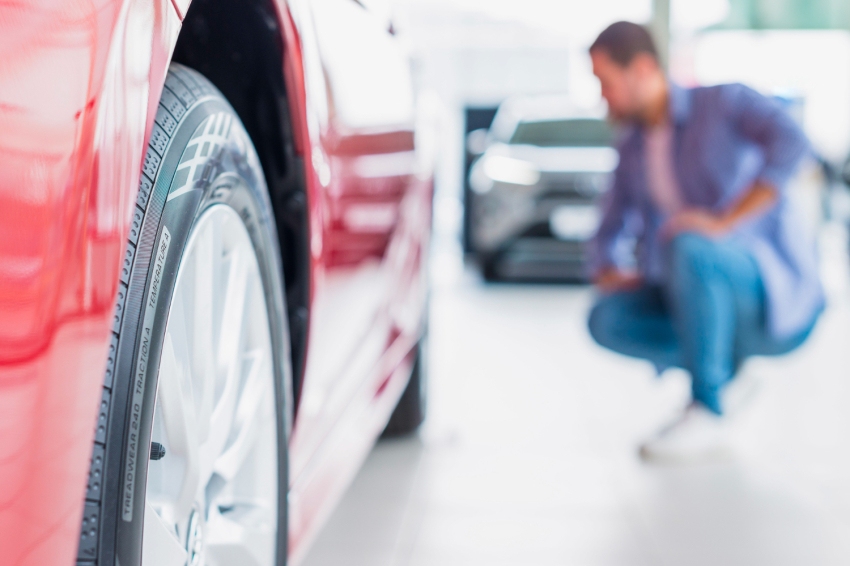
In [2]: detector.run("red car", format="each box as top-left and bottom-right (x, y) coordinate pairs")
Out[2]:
(0, 0), (433, 564)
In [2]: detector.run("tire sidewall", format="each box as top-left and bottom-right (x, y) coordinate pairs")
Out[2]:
(106, 73), (289, 566)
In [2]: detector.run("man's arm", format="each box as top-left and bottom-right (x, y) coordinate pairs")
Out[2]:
(591, 141), (642, 291)
(733, 84), (810, 190)
(662, 180), (777, 239)
(663, 85), (807, 239)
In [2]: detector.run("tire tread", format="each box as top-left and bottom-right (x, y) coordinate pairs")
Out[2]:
(77, 64), (219, 564)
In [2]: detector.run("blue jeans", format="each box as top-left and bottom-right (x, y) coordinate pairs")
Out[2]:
(588, 234), (816, 414)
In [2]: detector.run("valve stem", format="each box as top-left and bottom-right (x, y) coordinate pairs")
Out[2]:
(150, 442), (166, 461)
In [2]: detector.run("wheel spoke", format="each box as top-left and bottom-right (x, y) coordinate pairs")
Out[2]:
(143, 502), (189, 566)
(147, 204), (278, 566)
(217, 244), (250, 376)
(198, 246), (250, 487)
(214, 348), (272, 482)
(192, 221), (217, 444)
(158, 332), (201, 522)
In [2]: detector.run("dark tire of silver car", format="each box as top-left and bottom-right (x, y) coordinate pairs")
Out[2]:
(382, 331), (429, 437)
(77, 64), (291, 566)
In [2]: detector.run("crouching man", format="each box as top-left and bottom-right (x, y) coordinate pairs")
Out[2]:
(587, 22), (824, 462)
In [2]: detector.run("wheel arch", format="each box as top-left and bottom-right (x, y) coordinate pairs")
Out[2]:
(170, 0), (311, 404)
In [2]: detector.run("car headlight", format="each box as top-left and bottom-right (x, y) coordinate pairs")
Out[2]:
(482, 155), (540, 187)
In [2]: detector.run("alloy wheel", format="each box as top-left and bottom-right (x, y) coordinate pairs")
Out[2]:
(143, 204), (278, 566)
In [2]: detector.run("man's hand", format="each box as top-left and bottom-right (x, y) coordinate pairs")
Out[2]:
(661, 209), (729, 240)
(661, 181), (778, 240)
(595, 267), (642, 293)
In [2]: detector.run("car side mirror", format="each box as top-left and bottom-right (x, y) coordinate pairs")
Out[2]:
(466, 128), (490, 157)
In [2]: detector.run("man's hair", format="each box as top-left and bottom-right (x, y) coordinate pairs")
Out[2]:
(589, 21), (658, 66)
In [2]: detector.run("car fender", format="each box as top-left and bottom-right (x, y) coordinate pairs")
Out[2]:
(0, 0), (180, 563)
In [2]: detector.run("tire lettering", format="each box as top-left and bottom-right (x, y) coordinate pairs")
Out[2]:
(122, 227), (171, 521)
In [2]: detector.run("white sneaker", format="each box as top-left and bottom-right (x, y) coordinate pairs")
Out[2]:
(639, 403), (734, 464)
(721, 372), (762, 419)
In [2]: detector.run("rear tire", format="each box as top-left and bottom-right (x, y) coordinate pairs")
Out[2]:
(78, 64), (290, 566)
(382, 335), (428, 437)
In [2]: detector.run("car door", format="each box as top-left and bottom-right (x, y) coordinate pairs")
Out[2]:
(288, 0), (422, 483)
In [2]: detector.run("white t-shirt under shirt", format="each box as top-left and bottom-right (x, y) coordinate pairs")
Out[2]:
(644, 122), (684, 216)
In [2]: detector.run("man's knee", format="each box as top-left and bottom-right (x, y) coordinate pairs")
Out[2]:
(669, 232), (715, 278)
(588, 296), (620, 348)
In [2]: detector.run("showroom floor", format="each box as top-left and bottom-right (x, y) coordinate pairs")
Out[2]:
(301, 225), (850, 566)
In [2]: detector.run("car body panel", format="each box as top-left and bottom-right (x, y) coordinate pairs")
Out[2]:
(0, 0), (431, 563)
(282, 0), (431, 559)
(0, 0), (180, 563)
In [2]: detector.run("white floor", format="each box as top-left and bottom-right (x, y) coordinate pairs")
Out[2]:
(301, 226), (850, 566)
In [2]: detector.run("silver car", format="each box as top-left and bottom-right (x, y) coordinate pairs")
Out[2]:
(467, 96), (616, 281)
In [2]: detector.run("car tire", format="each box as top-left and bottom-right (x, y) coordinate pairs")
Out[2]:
(382, 334), (428, 437)
(481, 252), (502, 282)
(78, 64), (290, 566)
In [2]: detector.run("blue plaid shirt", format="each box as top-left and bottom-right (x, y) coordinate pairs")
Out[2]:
(592, 83), (824, 338)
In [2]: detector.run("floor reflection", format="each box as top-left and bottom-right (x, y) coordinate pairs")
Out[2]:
(302, 224), (850, 566)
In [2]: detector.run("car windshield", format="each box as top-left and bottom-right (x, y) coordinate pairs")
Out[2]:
(509, 118), (613, 147)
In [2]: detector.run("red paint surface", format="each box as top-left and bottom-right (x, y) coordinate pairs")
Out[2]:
(0, 0), (179, 563)
(280, 2), (432, 560)
(0, 0), (432, 563)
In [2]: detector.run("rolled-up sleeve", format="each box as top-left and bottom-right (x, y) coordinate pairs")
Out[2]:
(726, 84), (811, 191)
